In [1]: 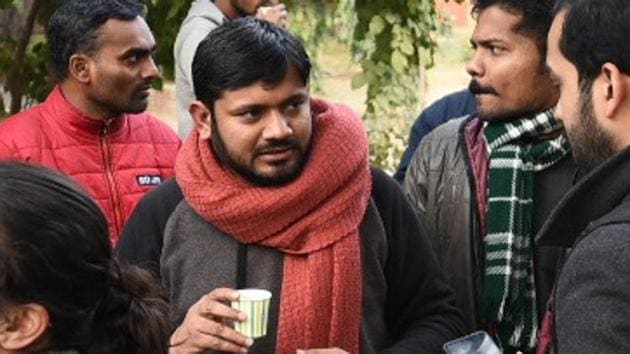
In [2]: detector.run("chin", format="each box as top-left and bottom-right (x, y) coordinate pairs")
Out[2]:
(126, 102), (149, 114)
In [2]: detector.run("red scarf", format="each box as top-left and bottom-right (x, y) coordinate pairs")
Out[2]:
(175, 98), (371, 353)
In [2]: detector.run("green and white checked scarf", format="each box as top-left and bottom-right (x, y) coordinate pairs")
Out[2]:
(483, 109), (570, 352)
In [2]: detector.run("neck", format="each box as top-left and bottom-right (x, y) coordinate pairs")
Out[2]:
(59, 82), (119, 122)
(213, 0), (240, 19)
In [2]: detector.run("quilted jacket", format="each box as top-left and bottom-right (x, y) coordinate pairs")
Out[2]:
(0, 86), (181, 244)
(403, 116), (576, 334)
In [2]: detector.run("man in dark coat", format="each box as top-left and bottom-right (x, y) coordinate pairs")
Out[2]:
(538, 0), (630, 352)
(403, 1), (576, 352)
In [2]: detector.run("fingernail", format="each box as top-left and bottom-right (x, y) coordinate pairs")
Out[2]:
(238, 312), (247, 321)
(245, 338), (254, 346)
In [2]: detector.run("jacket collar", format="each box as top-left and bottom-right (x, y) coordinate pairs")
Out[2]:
(536, 147), (630, 248)
(42, 85), (127, 139)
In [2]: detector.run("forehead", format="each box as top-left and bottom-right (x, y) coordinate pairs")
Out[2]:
(546, 12), (566, 67)
(218, 67), (308, 106)
(472, 5), (531, 45)
(95, 17), (155, 54)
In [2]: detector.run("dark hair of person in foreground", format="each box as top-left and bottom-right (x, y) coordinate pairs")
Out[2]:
(0, 162), (169, 353)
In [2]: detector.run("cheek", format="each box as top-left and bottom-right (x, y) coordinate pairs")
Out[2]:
(294, 119), (312, 145)
(222, 124), (261, 157)
(557, 87), (580, 121)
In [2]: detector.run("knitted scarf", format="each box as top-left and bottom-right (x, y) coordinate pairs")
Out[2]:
(175, 99), (372, 354)
(482, 109), (570, 352)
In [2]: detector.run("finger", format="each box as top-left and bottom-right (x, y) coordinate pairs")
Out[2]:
(198, 298), (245, 322)
(189, 332), (250, 353)
(274, 4), (286, 11)
(195, 316), (253, 348)
(207, 287), (240, 302)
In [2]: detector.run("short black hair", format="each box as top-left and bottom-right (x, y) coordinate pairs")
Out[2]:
(554, 0), (630, 87)
(47, 0), (145, 81)
(472, 0), (555, 52)
(192, 17), (311, 108)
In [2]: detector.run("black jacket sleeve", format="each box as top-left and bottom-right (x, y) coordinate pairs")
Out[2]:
(114, 179), (183, 276)
(371, 168), (465, 353)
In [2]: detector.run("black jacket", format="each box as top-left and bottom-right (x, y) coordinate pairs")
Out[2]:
(537, 147), (630, 353)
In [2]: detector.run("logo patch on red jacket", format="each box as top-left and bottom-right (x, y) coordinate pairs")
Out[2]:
(137, 175), (162, 186)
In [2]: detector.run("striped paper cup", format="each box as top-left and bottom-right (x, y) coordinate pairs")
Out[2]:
(231, 289), (272, 338)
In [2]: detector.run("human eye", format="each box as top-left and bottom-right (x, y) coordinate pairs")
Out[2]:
(126, 55), (139, 64)
(238, 108), (264, 122)
(285, 98), (307, 114)
(489, 45), (505, 55)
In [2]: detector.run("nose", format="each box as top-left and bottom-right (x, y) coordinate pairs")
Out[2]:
(466, 49), (484, 79)
(262, 111), (293, 141)
(142, 56), (161, 81)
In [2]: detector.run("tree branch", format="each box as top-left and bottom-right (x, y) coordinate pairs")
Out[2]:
(7, 0), (41, 114)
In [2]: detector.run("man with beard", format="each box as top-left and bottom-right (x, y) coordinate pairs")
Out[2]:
(536, 0), (630, 352)
(403, 0), (577, 352)
(174, 0), (288, 138)
(0, 0), (180, 244)
(116, 18), (465, 354)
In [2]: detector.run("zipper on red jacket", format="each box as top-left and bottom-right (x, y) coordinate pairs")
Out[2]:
(101, 121), (122, 241)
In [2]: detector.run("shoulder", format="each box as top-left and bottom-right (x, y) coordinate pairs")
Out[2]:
(558, 221), (630, 293)
(568, 222), (630, 270)
(126, 113), (181, 144)
(422, 115), (468, 143)
(369, 166), (417, 230)
(0, 105), (44, 133)
(175, 4), (223, 51)
(115, 179), (184, 268)
(370, 167), (402, 205)
(136, 178), (184, 213)
(0, 106), (45, 151)
(408, 116), (469, 167)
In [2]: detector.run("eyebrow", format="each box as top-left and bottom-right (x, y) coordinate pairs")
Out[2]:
(228, 92), (309, 114)
(121, 45), (157, 58)
(281, 92), (309, 105)
(472, 38), (507, 47)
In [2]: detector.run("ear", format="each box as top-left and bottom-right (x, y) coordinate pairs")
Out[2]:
(189, 100), (213, 140)
(68, 53), (92, 84)
(599, 62), (628, 119)
(0, 303), (50, 351)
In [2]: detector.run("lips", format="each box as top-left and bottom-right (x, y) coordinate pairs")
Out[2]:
(136, 83), (152, 95)
(256, 146), (297, 163)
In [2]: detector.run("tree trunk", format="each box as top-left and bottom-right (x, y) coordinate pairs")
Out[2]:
(6, 0), (41, 115)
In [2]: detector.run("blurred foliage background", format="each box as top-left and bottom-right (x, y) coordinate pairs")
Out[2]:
(0, 0), (469, 173)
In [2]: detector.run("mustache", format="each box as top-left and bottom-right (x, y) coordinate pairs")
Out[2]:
(469, 80), (498, 95)
(254, 139), (300, 156)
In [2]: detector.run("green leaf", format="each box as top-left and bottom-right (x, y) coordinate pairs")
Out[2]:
(384, 13), (400, 24)
(391, 50), (408, 73)
(351, 72), (368, 90)
(368, 15), (386, 36)
(399, 36), (415, 55)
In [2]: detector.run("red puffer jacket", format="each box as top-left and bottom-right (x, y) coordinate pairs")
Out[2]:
(0, 86), (181, 245)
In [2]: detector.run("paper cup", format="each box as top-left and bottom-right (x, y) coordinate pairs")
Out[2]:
(231, 289), (272, 338)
